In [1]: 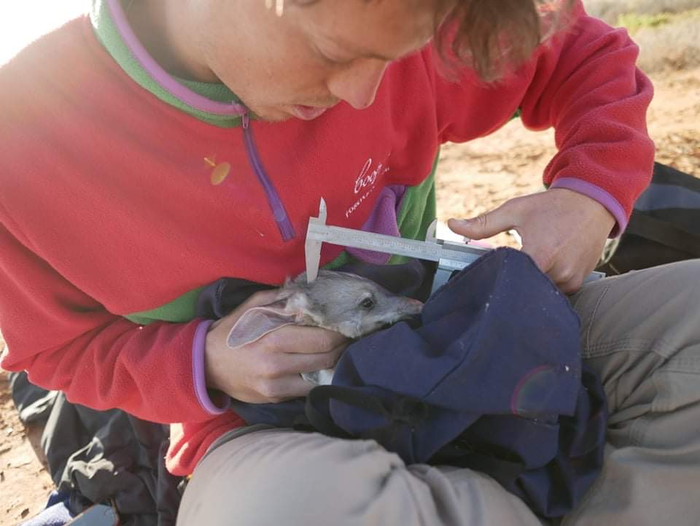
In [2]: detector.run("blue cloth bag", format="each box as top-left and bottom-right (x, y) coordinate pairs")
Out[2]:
(227, 248), (608, 518)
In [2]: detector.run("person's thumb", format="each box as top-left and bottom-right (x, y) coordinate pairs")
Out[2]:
(447, 203), (517, 240)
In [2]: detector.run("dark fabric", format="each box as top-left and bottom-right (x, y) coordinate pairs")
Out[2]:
(227, 248), (608, 518)
(9, 373), (182, 526)
(19, 491), (73, 526)
(430, 366), (606, 518)
(598, 162), (700, 275)
(334, 258), (436, 301)
(9, 371), (59, 424)
(196, 278), (276, 320)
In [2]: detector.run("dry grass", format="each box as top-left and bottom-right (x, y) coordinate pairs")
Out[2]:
(583, 1), (700, 74)
(584, 0), (700, 23)
(633, 15), (700, 73)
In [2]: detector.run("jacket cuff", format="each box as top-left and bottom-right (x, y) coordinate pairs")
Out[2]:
(192, 319), (231, 415)
(550, 178), (627, 237)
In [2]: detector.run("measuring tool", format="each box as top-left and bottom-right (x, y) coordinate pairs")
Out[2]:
(305, 198), (605, 294)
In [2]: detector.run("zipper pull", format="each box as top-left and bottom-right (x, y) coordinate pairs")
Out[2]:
(242, 111), (250, 129)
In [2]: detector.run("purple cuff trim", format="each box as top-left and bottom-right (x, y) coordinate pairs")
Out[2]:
(192, 319), (231, 415)
(106, 0), (246, 116)
(550, 178), (627, 237)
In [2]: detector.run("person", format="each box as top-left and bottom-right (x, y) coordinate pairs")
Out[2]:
(0, 0), (697, 524)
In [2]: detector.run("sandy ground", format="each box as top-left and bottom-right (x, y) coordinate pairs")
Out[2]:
(1, 66), (699, 526)
(436, 66), (700, 247)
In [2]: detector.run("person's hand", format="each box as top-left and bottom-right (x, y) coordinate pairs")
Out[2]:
(448, 188), (616, 293)
(204, 289), (349, 403)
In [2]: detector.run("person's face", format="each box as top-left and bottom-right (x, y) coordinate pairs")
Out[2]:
(197, 0), (448, 122)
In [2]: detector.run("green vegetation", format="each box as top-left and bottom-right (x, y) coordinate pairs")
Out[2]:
(616, 8), (700, 33)
(617, 12), (673, 33)
(584, 0), (700, 24)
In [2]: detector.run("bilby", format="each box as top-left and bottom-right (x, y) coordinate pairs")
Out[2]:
(226, 270), (423, 385)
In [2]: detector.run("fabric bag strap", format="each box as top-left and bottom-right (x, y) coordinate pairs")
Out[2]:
(625, 212), (700, 256)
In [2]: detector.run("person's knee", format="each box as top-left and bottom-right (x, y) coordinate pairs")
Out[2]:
(177, 430), (407, 526)
(641, 260), (700, 349)
(574, 259), (700, 355)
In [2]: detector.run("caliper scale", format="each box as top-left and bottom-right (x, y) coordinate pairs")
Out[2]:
(305, 198), (604, 293)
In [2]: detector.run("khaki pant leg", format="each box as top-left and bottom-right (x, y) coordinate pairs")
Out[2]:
(562, 260), (700, 526)
(176, 426), (544, 526)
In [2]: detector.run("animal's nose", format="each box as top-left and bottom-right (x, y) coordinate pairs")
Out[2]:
(406, 298), (424, 310)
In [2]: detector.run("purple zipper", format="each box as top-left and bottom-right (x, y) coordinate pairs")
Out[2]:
(241, 112), (296, 242)
(106, 0), (295, 242)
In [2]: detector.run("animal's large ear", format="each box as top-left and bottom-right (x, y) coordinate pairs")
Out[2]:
(226, 300), (296, 349)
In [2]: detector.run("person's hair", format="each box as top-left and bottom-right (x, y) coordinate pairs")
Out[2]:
(292, 0), (577, 81)
(439, 0), (577, 81)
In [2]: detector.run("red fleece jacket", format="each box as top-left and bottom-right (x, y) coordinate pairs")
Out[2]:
(0, 5), (653, 475)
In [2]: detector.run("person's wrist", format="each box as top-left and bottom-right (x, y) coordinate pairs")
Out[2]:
(203, 320), (223, 393)
(550, 187), (616, 235)
(193, 319), (230, 414)
(549, 180), (626, 236)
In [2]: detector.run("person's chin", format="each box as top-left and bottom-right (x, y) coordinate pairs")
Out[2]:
(249, 108), (293, 123)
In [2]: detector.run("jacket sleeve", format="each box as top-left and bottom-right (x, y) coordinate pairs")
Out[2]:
(167, 414), (245, 476)
(434, 0), (655, 235)
(0, 219), (224, 425)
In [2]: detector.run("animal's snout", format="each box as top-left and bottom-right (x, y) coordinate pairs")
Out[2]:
(403, 297), (424, 313)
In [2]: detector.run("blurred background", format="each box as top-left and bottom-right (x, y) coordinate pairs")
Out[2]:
(587, 0), (700, 73)
(0, 1), (699, 524)
(0, 1), (88, 65)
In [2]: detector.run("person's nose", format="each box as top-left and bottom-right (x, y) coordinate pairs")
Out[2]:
(327, 59), (388, 110)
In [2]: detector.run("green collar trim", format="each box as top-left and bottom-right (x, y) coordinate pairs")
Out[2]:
(90, 0), (243, 127)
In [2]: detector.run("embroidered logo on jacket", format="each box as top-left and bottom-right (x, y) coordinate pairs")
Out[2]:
(346, 156), (391, 218)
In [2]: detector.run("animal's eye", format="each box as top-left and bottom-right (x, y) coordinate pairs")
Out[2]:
(360, 297), (375, 309)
